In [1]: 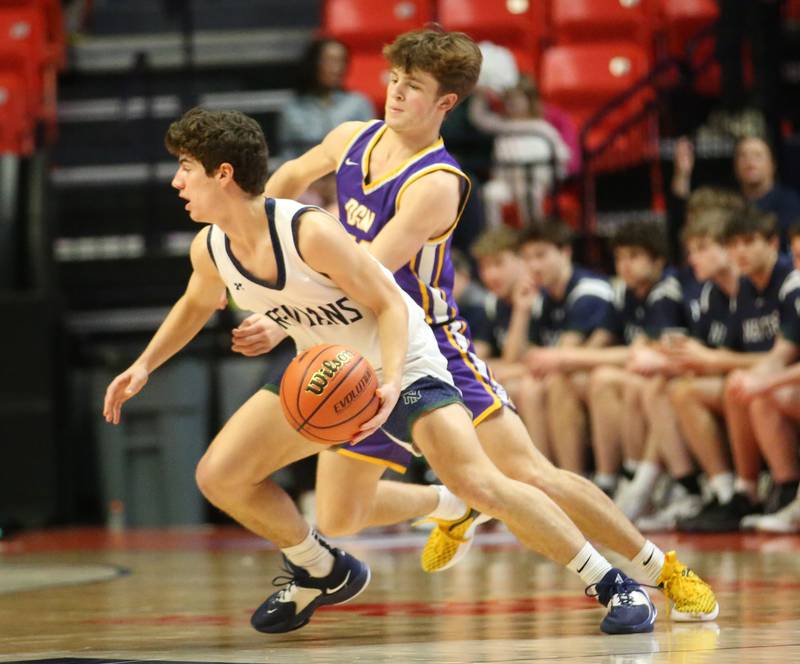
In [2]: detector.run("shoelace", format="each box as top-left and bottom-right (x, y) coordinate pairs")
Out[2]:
(662, 567), (711, 601)
(271, 564), (305, 603)
(585, 578), (658, 607)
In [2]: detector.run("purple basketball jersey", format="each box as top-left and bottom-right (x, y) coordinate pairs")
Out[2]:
(336, 120), (470, 326)
(331, 121), (511, 472)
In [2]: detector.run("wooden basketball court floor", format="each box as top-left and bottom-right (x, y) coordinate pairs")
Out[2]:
(2, 526), (800, 663)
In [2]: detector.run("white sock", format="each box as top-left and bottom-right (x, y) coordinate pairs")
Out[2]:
(734, 476), (759, 503)
(623, 459), (640, 476)
(281, 529), (334, 578)
(594, 473), (618, 494)
(708, 472), (735, 504)
(567, 542), (613, 586)
(628, 462), (662, 496)
(426, 484), (468, 521)
(631, 539), (665, 585)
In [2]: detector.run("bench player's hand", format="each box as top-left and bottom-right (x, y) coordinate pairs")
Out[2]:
(231, 314), (288, 356)
(525, 346), (562, 377)
(352, 381), (400, 443)
(103, 365), (149, 425)
(727, 369), (768, 403)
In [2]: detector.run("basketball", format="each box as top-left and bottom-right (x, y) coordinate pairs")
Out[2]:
(280, 343), (381, 444)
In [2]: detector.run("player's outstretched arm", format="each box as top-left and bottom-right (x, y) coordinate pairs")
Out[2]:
(103, 227), (227, 424)
(265, 121), (365, 200)
(296, 210), (409, 439)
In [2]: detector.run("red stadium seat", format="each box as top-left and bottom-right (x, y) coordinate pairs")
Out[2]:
(550, 0), (650, 47)
(658, 0), (720, 96)
(344, 51), (390, 111)
(324, 0), (433, 49)
(540, 43), (651, 121)
(0, 0), (63, 67)
(0, 71), (34, 154)
(540, 42), (657, 171)
(659, 0), (718, 54)
(0, 4), (56, 124)
(437, 0), (546, 75)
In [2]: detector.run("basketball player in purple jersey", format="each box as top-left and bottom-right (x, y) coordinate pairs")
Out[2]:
(258, 29), (717, 621)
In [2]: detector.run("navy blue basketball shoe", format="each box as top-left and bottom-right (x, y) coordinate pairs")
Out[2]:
(250, 544), (371, 634)
(586, 568), (657, 634)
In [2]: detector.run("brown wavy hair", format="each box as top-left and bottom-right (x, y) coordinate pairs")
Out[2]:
(165, 107), (268, 195)
(383, 28), (482, 105)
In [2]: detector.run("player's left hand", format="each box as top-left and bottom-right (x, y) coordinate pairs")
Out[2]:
(231, 314), (288, 356)
(526, 346), (562, 377)
(627, 346), (667, 376)
(351, 381), (400, 443)
(728, 370), (770, 403)
(662, 337), (712, 372)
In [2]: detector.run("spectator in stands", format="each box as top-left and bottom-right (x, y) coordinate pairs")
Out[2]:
(468, 77), (572, 226)
(526, 221), (684, 493)
(278, 37), (374, 160)
(677, 208), (800, 532)
(276, 38), (374, 213)
(670, 136), (800, 254)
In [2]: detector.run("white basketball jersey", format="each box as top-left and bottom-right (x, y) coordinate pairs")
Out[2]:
(206, 198), (454, 390)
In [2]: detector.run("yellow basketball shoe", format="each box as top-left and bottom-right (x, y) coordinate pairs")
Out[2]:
(418, 508), (491, 573)
(657, 551), (719, 621)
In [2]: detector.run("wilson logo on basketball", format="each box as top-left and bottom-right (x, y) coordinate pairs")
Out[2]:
(304, 350), (355, 395)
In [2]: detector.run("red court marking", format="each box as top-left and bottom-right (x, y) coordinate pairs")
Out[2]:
(318, 595), (598, 617)
(81, 614), (232, 627)
(2, 527), (799, 556)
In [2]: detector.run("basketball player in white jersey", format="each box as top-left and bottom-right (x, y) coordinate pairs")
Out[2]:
(103, 108), (658, 636)
(256, 28), (718, 622)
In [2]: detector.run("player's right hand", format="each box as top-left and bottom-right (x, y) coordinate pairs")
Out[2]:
(231, 314), (288, 356)
(510, 272), (537, 312)
(352, 381), (399, 444)
(673, 136), (695, 177)
(103, 365), (149, 425)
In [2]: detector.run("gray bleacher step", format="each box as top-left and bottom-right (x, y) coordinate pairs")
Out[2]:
(57, 89), (292, 123)
(69, 28), (312, 71)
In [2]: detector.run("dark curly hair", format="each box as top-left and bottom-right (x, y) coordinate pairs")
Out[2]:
(610, 220), (668, 260)
(165, 107), (268, 195)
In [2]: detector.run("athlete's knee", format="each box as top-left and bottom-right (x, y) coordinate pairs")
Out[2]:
(588, 365), (618, 397)
(315, 506), (364, 538)
(722, 373), (744, 407)
(667, 377), (693, 409)
(518, 374), (545, 404)
(195, 453), (233, 506)
(748, 394), (772, 419)
(442, 473), (504, 517)
(509, 462), (559, 492)
(544, 371), (572, 398)
(641, 377), (664, 405)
